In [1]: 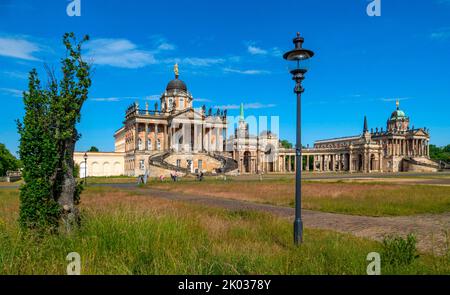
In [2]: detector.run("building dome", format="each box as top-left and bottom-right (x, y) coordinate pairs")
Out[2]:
(166, 78), (187, 92)
(390, 109), (406, 120)
(389, 100), (406, 120)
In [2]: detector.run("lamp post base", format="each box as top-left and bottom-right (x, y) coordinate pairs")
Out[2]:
(294, 218), (303, 245)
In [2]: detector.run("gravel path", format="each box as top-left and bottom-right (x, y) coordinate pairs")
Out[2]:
(127, 186), (450, 254)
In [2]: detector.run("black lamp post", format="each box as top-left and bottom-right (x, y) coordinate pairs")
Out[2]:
(283, 32), (314, 245)
(83, 152), (88, 186)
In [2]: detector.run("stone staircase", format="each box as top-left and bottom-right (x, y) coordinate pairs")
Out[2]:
(148, 152), (189, 174)
(208, 152), (239, 174)
(148, 151), (238, 175)
(403, 157), (440, 170)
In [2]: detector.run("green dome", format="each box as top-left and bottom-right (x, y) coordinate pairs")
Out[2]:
(390, 109), (406, 120)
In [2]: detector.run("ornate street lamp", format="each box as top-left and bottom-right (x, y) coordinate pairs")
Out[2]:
(83, 152), (88, 186)
(283, 32), (314, 245)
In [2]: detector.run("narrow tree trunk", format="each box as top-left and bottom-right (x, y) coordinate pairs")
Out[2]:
(58, 139), (79, 232)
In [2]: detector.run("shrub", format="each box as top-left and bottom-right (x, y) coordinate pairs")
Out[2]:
(382, 234), (419, 266)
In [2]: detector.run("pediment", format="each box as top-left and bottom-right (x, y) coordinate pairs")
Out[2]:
(412, 129), (428, 137)
(171, 108), (203, 121)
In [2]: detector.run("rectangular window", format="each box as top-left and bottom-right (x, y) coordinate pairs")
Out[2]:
(198, 160), (203, 170)
(139, 160), (145, 170)
(176, 159), (181, 167)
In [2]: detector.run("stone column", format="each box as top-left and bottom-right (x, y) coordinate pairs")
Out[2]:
(306, 155), (310, 172)
(223, 128), (227, 152)
(201, 124), (205, 151)
(216, 127), (220, 152)
(208, 128), (211, 152)
(164, 125), (168, 150)
(145, 123), (149, 150)
(154, 124), (158, 151)
(135, 123), (139, 151)
(349, 153), (352, 172)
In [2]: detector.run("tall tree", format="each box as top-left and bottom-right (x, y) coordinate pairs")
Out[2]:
(17, 33), (91, 231)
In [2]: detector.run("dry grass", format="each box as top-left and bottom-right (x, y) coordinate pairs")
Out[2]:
(149, 179), (450, 216)
(1, 187), (449, 274)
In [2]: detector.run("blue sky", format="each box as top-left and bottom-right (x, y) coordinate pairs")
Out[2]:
(0, 0), (449, 155)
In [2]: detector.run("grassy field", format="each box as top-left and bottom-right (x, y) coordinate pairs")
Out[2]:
(0, 187), (449, 274)
(149, 178), (450, 217)
(80, 176), (137, 184)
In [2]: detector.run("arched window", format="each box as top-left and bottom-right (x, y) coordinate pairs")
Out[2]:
(179, 97), (184, 108)
(138, 138), (143, 150)
(147, 139), (152, 150)
(157, 139), (161, 150)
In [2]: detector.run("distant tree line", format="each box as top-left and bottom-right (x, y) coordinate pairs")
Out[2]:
(429, 144), (450, 163)
(88, 146), (99, 152)
(0, 143), (21, 176)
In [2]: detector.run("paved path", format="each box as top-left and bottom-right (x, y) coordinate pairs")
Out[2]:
(113, 185), (450, 254)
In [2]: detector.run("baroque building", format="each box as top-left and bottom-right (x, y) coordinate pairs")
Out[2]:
(307, 101), (438, 173)
(74, 67), (438, 177)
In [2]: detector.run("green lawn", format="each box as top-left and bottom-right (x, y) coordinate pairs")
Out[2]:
(0, 188), (449, 274)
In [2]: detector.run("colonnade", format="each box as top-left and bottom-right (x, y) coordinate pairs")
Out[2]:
(386, 138), (429, 157)
(128, 122), (227, 153)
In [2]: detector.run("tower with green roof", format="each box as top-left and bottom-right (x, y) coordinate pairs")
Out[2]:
(387, 100), (410, 132)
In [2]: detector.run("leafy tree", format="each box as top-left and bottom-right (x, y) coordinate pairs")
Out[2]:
(88, 146), (99, 152)
(280, 139), (293, 149)
(0, 143), (20, 176)
(429, 144), (450, 163)
(17, 33), (91, 232)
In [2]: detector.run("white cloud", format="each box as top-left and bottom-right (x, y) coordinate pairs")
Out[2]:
(214, 102), (276, 110)
(90, 94), (161, 102)
(430, 28), (450, 40)
(2, 70), (28, 79)
(85, 39), (157, 68)
(380, 97), (410, 102)
(144, 95), (160, 101)
(246, 42), (280, 57)
(0, 37), (41, 61)
(157, 42), (175, 51)
(0, 87), (24, 97)
(182, 57), (225, 67)
(247, 45), (268, 55)
(195, 98), (212, 102)
(224, 68), (270, 75)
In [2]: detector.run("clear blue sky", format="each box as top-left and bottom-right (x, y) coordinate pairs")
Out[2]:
(1, 0), (449, 155)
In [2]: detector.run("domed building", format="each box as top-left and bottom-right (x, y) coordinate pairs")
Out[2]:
(310, 100), (437, 172)
(73, 68), (438, 177)
(110, 64), (234, 177)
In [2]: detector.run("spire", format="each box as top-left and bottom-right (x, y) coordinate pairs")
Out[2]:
(239, 103), (244, 121)
(363, 115), (368, 133)
(396, 99), (399, 110)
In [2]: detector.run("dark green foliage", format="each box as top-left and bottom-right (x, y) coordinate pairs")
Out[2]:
(429, 144), (450, 163)
(382, 234), (419, 266)
(88, 146), (99, 152)
(73, 163), (80, 178)
(280, 140), (292, 149)
(17, 33), (91, 231)
(0, 143), (20, 176)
